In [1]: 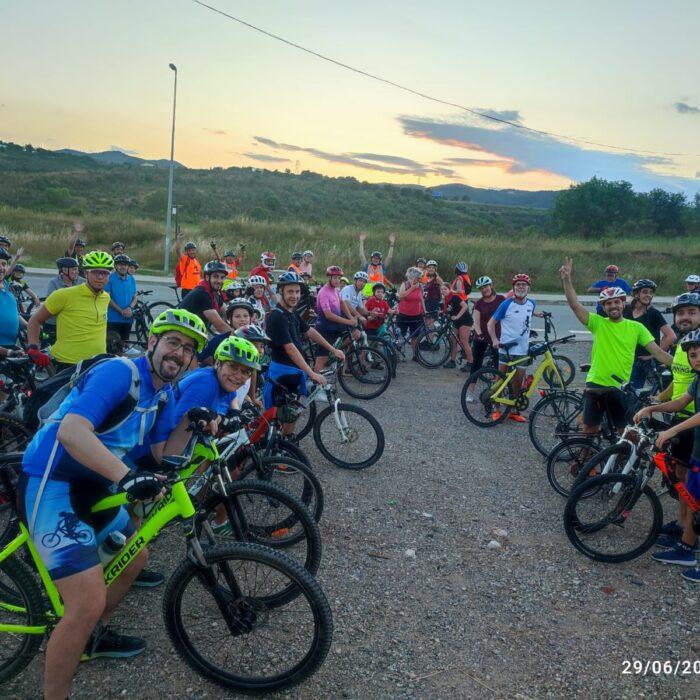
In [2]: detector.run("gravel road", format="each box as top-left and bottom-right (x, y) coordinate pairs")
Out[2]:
(6, 350), (699, 699)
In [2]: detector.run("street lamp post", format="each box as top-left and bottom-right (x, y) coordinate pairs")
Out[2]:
(163, 63), (178, 274)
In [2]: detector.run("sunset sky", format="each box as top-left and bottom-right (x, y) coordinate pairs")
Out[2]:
(2, 0), (699, 192)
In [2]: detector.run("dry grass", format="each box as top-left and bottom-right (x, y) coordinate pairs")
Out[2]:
(1, 206), (696, 292)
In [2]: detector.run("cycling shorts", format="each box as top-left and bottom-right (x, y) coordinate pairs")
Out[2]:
(453, 310), (473, 328)
(396, 314), (423, 336)
(582, 386), (627, 430)
(314, 328), (344, 356)
(17, 474), (133, 581)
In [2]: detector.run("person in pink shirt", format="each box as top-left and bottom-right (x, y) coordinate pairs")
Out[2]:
(314, 265), (357, 371)
(397, 266), (426, 359)
(300, 250), (314, 278)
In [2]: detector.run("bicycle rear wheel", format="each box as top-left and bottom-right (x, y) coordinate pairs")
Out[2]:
(0, 414), (31, 454)
(570, 442), (634, 493)
(563, 473), (662, 563)
(546, 437), (600, 497)
(337, 346), (391, 400)
(0, 556), (46, 683)
(163, 542), (332, 693)
(200, 480), (322, 576)
(460, 368), (512, 427)
(528, 391), (583, 457)
(148, 301), (175, 318)
(313, 403), (384, 469)
(415, 330), (450, 368)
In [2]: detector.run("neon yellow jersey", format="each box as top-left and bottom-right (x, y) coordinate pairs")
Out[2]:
(671, 343), (695, 417)
(585, 314), (654, 387)
(44, 284), (110, 364)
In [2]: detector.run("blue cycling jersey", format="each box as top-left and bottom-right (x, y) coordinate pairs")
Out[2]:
(173, 366), (238, 423)
(22, 356), (175, 485)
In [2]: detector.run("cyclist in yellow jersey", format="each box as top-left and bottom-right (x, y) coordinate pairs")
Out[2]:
(27, 251), (113, 372)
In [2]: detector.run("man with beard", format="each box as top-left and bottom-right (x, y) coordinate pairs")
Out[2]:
(178, 260), (230, 333)
(634, 292), (700, 565)
(17, 309), (208, 700)
(560, 257), (672, 441)
(27, 251), (114, 373)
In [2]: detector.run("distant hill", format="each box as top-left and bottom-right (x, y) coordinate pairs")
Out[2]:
(57, 148), (184, 169)
(427, 183), (557, 209)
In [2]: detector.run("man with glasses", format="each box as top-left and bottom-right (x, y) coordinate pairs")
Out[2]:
(27, 251), (114, 373)
(17, 309), (208, 699)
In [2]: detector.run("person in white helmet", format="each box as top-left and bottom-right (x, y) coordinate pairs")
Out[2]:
(685, 274), (700, 294)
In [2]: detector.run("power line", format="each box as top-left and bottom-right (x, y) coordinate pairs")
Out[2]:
(191, 0), (693, 159)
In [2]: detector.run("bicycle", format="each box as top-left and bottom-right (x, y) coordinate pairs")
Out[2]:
(0, 452), (333, 692)
(128, 289), (155, 348)
(562, 421), (696, 564)
(461, 320), (576, 428)
(413, 313), (469, 369)
(332, 328), (392, 400)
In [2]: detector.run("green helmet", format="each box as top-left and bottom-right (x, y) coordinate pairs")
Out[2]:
(82, 250), (114, 270)
(150, 309), (208, 352)
(214, 336), (261, 371)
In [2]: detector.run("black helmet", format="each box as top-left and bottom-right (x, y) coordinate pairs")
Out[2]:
(416, 257), (427, 265)
(184, 241), (197, 251)
(13, 263), (26, 273)
(224, 249), (236, 258)
(0, 247), (12, 261)
(679, 329), (700, 351)
(74, 238), (87, 247)
(225, 298), (255, 319)
(113, 254), (130, 265)
(631, 279), (657, 293)
(203, 260), (227, 275)
(128, 258), (139, 269)
(371, 250), (383, 261)
(0, 235), (10, 246)
(291, 251), (303, 260)
(235, 324), (271, 343)
(672, 292), (700, 313)
(56, 256), (78, 270)
(111, 241), (125, 251)
(277, 271), (303, 288)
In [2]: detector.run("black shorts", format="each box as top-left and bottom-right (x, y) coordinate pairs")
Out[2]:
(314, 327), (344, 356)
(107, 321), (132, 342)
(396, 314), (423, 336)
(453, 310), (473, 328)
(582, 386), (627, 430)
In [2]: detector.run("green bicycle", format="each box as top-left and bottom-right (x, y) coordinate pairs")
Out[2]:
(0, 452), (332, 693)
(461, 325), (577, 428)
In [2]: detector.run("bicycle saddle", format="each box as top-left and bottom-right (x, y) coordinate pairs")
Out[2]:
(500, 340), (519, 351)
(160, 455), (189, 470)
(580, 363), (591, 372)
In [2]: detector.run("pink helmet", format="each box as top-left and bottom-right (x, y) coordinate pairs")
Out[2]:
(326, 265), (344, 277)
(512, 273), (532, 287)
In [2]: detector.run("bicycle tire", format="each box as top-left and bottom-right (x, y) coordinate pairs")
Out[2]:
(337, 346), (391, 400)
(460, 368), (512, 427)
(543, 354), (576, 388)
(0, 556), (46, 683)
(0, 414), (32, 453)
(263, 436), (311, 467)
(546, 437), (601, 497)
(528, 391), (583, 457)
(147, 301), (175, 317)
(415, 330), (450, 368)
(238, 456), (324, 524)
(313, 402), (384, 469)
(163, 542), (333, 693)
(199, 479), (322, 576)
(294, 402), (317, 443)
(367, 337), (397, 378)
(570, 442), (634, 492)
(0, 453), (22, 548)
(563, 473), (662, 563)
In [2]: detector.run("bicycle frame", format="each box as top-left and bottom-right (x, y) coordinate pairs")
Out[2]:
(0, 478), (196, 636)
(489, 349), (565, 406)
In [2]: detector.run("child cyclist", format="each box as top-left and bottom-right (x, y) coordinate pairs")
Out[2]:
(364, 282), (394, 337)
(634, 329), (700, 582)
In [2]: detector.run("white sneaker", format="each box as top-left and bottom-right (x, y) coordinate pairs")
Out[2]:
(465, 392), (475, 403)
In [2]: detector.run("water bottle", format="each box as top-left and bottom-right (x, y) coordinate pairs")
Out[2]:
(187, 474), (207, 498)
(98, 531), (126, 565)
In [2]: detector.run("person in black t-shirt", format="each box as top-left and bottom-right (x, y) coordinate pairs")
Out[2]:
(624, 279), (676, 389)
(178, 261), (230, 333)
(263, 272), (344, 435)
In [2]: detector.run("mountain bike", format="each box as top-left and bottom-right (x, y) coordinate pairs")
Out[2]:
(413, 314), (468, 369)
(461, 323), (576, 427)
(0, 457), (332, 692)
(563, 421), (696, 564)
(129, 289), (156, 348)
(332, 328), (391, 400)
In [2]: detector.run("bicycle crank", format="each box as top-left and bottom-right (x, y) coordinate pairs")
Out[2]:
(515, 395), (530, 411)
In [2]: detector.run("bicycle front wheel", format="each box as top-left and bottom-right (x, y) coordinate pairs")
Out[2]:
(528, 391), (583, 457)
(460, 368), (512, 427)
(294, 402), (317, 443)
(337, 346), (391, 400)
(313, 403), (384, 469)
(415, 331), (450, 368)
(163, 542), (333, 693)
(0, 556), (46, 683)
(543, 354), (576, 388)
(563, 473), (662, 563)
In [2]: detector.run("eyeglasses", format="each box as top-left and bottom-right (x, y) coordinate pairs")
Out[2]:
(161, 336), (197, 357)
(87, 269), (111, 278)
(223, 363), (254, 377)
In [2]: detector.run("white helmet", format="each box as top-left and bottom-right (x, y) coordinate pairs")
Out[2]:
(260, 251), (276, 269)
(598, 286), (627, 303)
(685, 274), (700, 284)
(248, 275), (267, 287)
(303, 250), (314, 258)
(353, 271), (369, 282)
(475, 276), (493, 288)
(426, 260), (438, 267)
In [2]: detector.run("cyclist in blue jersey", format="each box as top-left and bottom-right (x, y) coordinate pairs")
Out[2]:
(17, 308), (207, 700)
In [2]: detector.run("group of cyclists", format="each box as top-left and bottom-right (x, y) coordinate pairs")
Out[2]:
(1, 219), (700, 698)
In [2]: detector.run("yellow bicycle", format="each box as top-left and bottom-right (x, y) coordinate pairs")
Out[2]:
(461, 314), (576, 427)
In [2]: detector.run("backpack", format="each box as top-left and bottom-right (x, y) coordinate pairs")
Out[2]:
(29, 355), (142, 434)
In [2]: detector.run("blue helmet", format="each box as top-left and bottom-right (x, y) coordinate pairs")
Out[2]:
(277, 271), (303, 288)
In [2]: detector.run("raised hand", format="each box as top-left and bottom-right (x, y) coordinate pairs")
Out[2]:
(359, 232), (367, 243)
(559, 257), (573, 280)
(388, 233), (396, 245)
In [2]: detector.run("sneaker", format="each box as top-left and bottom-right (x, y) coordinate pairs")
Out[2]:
(681, 567), (700, 583)
(651, 542), (697, 566)
(460, 363), (471, 373)
(443, 360), (456, 369)
(659, 521), (683, 538)
(508, 413), (528, 423)
(82, 623), (146, 660)
(133, 569), (165, 588)
(656, 535), (700, 552)
(464, 392), (475, 403)
(211, 520), (232, 535)
(491, 410), (502, 421)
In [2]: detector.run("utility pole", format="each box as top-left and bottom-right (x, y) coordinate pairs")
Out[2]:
(163, 63), (178, 274)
